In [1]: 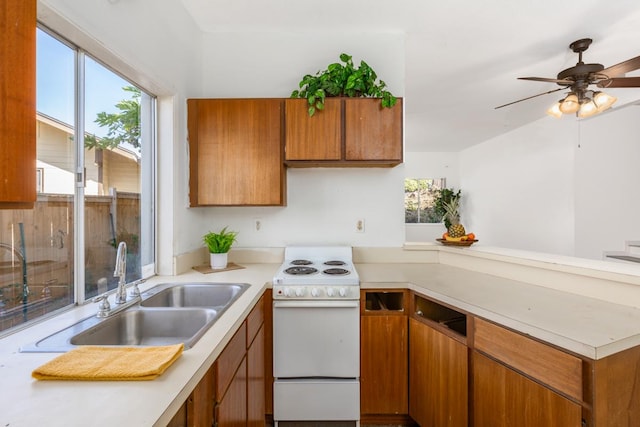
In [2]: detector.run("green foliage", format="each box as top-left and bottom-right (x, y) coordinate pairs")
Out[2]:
(85, 86), (141, 150)
(434, 188), (461, 229)
(203, 226), (238, 254)
(404, 178), (431, 193)
(291, 53), (397, 116)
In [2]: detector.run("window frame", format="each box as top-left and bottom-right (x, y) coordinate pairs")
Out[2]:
(38, 24), (157, 306)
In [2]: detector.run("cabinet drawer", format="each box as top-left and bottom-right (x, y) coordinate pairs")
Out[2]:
(215, 322), (247, 401)
(246, 296), (264, 347)
(474, 317), (582, 400)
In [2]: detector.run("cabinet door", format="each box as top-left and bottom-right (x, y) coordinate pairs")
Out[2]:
(215, 356), (248, 427)
(361, 314), (408, 415)
(247, 324), (265, 427)
(0, 0), (36, 208)
(409, 317), (467, 427)
(263, 289), (274, 417)
(167, 401), (188, 427)
(216, 323), (247, 400)
(473, 351), (581, 427)
(285, 98), (341, 161)
(187, 365), (215, 427)
(344, 98), (402, 163)
(187, 99), (285, 206)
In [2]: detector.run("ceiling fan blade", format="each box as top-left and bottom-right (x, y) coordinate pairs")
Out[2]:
(495, 87), (565, 109)
(518, 77), (573, 85)
(601, 55), (640, 77)
(597, 76), (640, 88)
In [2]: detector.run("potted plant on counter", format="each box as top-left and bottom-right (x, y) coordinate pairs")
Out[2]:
(203, 226), (238, 269)
(291, 53), (398, 116)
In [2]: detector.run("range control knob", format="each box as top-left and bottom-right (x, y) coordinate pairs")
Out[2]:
(283, 288), (292, 297)
(339, 288), (347, 297)
(311, 288), (319, 297)
(326, 287), (335, 297)
(295, 287), (305, 297)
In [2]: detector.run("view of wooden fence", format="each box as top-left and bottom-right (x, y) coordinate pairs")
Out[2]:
(0, 192), (140, 331)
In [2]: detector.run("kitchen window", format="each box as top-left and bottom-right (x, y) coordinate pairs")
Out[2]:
(0, 27), (156, 336)
(404, 178), (445, 223)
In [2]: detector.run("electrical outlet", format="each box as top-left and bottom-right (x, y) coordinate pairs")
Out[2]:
(254, 218), (262, 232)
(356, 219), (365, 233)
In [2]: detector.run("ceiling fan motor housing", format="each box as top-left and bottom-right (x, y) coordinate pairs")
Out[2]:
(557, 63), (605, 85)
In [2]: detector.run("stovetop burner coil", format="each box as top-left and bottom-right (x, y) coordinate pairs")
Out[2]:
(323, 268), (350, 275)
(284, 266), (318, 275)
(290, 259), (313, 266)
(324, 260), (346, 266)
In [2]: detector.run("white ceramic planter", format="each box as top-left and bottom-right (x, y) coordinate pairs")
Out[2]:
(210, 252), (228, 270)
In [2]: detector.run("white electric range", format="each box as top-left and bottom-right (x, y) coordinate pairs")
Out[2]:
(272, 246), (361, 427)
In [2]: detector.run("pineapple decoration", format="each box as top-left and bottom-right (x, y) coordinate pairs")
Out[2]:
(444, 198), (466, 238)
(441, 194), (476, 243)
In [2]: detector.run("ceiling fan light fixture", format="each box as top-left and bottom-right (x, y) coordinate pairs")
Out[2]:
(546, 102), (563, 118)
(559, 93), (580, 114)
(578, 99), (599, 118)
(593, 91), (617, 112)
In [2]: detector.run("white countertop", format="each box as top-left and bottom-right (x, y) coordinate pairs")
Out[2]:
(0, 264), (278, 427)
(357, 263), (640, 359)
(2, 259), (640, 426)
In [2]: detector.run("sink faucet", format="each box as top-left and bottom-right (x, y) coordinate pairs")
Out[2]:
(0, 242), (29, 306)
(114, 241), (127, 304)
(92, 242), (145, 318)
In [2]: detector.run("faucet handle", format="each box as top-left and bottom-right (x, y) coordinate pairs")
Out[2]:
(128, 278), (146, 298)
(93, 295), (111, 317)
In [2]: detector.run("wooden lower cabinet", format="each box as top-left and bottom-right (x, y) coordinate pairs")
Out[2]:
(167, 400), (188, 427)
(409, 317), (468, 427)
(169, 295), (266, 427)
(360, 290), (409, 420)
(216, 356), (248, 426)
(187, 365), (215, 427)
(247, 318), (266, 426)
(171, 289), (640, 427)
(473, 351), (582, 427)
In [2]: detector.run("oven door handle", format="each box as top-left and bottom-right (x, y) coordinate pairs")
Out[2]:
(273, 300), (359, 309)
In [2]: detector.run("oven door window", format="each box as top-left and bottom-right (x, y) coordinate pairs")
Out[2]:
(273, 300), (360, 378)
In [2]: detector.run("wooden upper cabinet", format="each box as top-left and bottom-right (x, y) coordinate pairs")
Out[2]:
(0, 0), (36, 209)
(285, 98), (341, 161)
(284, 98), (403, 167)
(344, 98), (403, 163)
(187, 99), (286, 206)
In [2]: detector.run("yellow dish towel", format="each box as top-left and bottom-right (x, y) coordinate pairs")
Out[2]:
(32, 343), (184, 381)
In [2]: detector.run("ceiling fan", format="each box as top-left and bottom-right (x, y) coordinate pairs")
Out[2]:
(496, 38), (640, 117)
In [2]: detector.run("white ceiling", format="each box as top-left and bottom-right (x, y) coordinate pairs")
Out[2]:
(179, 0), (640, 152)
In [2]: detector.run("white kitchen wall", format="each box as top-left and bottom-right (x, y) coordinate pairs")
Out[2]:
(458, 104), (640, 261)
(574, 105), (640, 260)
(187, 167), (406, 249)
(174, 31), (407, 256)
(459, 116), (577, 256)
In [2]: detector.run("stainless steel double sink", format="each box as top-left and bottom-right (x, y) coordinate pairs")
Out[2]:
(20, 282), (250, 352)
